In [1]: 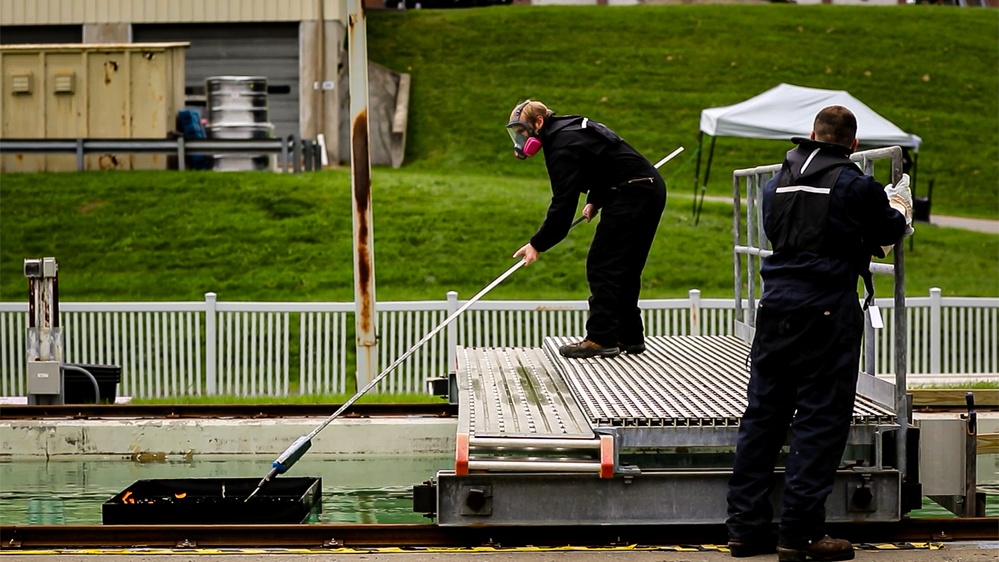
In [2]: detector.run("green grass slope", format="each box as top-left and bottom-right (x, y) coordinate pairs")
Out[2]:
(367, 5), (998, 218)
(0, 5), (996, 303)
(1, 169), (995, 302)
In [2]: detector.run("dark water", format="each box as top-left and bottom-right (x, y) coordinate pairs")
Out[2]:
(0, 456), (450, 525)
(0, 457), (994, 524)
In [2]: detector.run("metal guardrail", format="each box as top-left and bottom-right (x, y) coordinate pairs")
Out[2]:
(0, 137), (325, 172)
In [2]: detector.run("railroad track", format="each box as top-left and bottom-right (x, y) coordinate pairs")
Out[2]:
(2, 519), (996, 549)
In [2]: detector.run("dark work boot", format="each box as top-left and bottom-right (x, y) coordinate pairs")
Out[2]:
(777, 536), (854, 562)
(727, 531), (777, 557)
(558, 340), (620, 359)
(618, 342), (647, 355)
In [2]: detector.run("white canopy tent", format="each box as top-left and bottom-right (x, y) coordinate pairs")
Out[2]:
(693, 83), (922, 222)
(700, 83), (922, 148)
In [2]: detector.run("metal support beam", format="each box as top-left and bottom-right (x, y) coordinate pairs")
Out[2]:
(889, 148), (910, 481)
(435, 469), (901, 526)
(348, 0), (377, 387)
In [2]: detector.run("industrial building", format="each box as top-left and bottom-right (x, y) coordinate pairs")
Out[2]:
(1, 0), (409, 169)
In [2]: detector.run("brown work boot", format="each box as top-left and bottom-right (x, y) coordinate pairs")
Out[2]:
(558, 339), (620, 359)
(777, 536), (854, 562)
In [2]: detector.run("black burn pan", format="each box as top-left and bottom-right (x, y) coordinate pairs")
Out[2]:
(102, 477), (321, 524)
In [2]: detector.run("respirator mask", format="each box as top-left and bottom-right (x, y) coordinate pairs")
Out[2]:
(506, 103), (542, 159)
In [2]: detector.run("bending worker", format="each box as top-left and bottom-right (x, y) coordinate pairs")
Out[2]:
(725, 105), (912, 562)
(507, 100), (666, 359)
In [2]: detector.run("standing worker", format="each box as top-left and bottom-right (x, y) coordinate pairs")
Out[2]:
(725, 106), (912, 561)
(507, 99), (667, 359)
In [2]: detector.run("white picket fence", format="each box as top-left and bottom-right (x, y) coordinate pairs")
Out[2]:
(1, 288), (996, 398)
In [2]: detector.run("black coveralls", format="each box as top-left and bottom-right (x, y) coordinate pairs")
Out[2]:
(725, 139), (906, 548)
(529, 115), (666, 348)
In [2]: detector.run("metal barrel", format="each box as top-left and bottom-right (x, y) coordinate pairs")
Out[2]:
(206, 76), (269, 123)
(205, 76), (274, 171)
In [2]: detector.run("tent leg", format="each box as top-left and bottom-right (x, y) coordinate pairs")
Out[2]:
(908, 155), (927, 252)
(696, 136), (716, 226)
(693, 131), (703, 218)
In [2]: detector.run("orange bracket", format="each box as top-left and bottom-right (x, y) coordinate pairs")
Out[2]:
(599, 434), (615, 479)
(455, 432), (469, 476)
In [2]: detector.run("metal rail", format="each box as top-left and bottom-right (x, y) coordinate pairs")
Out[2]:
(0, 137), (324, 172)
(0, 403), (457, 420)
(1, 519), (995, 549)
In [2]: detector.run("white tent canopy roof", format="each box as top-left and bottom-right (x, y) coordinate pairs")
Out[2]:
(699, 83), (921, 150)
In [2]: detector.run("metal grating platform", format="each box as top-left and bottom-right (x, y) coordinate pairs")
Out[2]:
(454, 335), (896, 452)
(545, 335), (896, 428)
(455, 346), (594, 440)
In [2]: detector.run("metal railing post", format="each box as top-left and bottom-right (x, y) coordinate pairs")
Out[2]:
(689, 289), (702, 336)
(891, 149), (909, 480)
(930, 287), (942, 373)
(446, 291), (459, 372)
(733, 173), (743, 326)
(177, 137), (186, 171)
(964, 392), (979, 517)
(75, 138), (84, 171)
(280, 136), (289, 173)
(865, 318), (876, 375)
(303, 139), (314, 171)
(293, 135), (302, 173)
(205, 292), (217, 395)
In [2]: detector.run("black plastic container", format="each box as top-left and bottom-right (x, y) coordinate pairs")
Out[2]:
(102, 477), (322, 524)
(63, 363), (120, 404)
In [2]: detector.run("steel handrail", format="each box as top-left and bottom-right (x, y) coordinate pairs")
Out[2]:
(0, 136), (320, 172)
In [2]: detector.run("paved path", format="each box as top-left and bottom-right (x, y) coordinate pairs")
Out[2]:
(930, 215), (999, 235)
(682, 193), (999, 235)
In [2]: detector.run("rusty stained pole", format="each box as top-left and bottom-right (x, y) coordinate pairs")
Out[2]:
(347, 0), (377, 387)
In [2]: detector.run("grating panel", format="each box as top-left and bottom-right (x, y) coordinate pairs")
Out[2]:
(545, 335), (896, 427)
(456, 346), (594, 440)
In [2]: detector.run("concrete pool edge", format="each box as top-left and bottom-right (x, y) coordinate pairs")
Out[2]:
(0, 417), (457, 458)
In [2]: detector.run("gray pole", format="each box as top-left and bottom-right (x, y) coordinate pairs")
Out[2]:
(347, 0), (377, 388)
(890, 150), (908, 479)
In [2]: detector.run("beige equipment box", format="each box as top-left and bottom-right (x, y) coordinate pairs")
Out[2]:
(1, 42), (188, 172)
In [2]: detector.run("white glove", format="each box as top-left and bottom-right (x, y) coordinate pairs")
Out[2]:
(884, 173), (914, 239)
(884, 173), (913, 222)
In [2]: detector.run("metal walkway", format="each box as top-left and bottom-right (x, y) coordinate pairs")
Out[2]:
(455, 346), (594, 441)
(444, 335), (904, 525)
(454, 346), (610, 477)
(546, 335), (751, 427)
(545, 335), (896, 428)
(454, 335), (897, 464)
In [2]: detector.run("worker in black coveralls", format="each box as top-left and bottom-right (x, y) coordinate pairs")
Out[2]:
(507, 100), (667, 359)
(725, 106), (912, 562)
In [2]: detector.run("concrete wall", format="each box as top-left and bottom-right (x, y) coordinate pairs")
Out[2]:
(0, 417), (455, 458)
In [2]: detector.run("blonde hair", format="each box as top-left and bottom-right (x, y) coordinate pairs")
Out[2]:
(511, 99), (553, 123)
